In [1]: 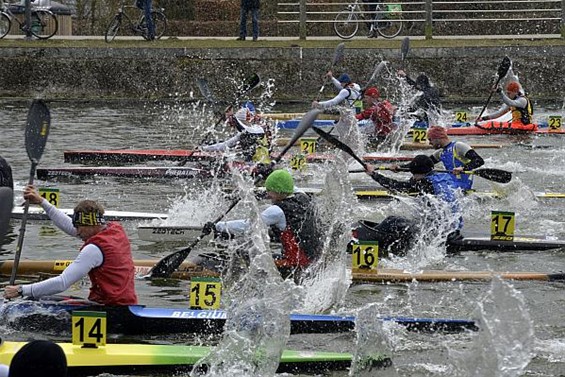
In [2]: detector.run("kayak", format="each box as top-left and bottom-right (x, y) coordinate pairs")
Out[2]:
(2, 259), (564, 284)
(264, 112), (340, 121)
(0, 340), (391, 375)
(36, 166), (214, 180)
(1, 297), (478, 335)
(11, 206), (168, 221)
(63, 149), (414, 165)
(137, 223), (565, 252)
(354, 189), (565, 200)
(442, 126), (565, 136)
(276, 118), (336, 129)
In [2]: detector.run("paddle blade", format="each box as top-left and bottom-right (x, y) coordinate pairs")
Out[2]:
(401, 37), (410, 61)
(196, 78), (217, 104)
(365, 61), (387, 89)
(239, 73), (261, 97)
(332, 42), (346, 66)
(0, 187), (13, 243)
(473, 168), (512, 184)
(25, 100), (50, 163)
(276, 109), (322, 161)
(497, 56), (512, 79)
(312, 126), (366, 169)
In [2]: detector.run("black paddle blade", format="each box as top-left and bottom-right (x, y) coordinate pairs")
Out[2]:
(474, 168), (512, 184)
(312, 126), (366, 169)
(0, 187), (13, 243)
(26, 100), (50, 163)
(239, 73), (261, 96)
(497, 56), (512, 79)
(366, 61), (387, 89)
(276, 109), (322, 161)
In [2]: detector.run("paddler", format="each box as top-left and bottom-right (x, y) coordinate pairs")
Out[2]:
(311, 72), (362, 113)
(476, 81), (536, 132)
(366, 155), (463, 242)
(354, 86), (396, 147)
(426, 125), (485, 191)
(0, 153), (13, 189)
(201, 169), (322, 283)
(3, 185), (138, 305)
(0, 339), (68, 377)
(397, 70), (442, 126)
(200, 105), (272, 164)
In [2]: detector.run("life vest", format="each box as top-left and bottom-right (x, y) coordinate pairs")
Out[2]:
(439, 141), (473, 190)
(511, 94), (533, 125)
(84, 222), (138, 305)
(370, 101), (394, 136)
(270, 193), (322, 268)
(426, 172), (463, 229)
(237, 124), (271, 163)
(345, 84), (362, 114)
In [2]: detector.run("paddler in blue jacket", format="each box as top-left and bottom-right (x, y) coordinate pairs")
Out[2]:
(202, 169), (322, 283)
(426, 126), (484, 191)
(366, 154), (463, 241)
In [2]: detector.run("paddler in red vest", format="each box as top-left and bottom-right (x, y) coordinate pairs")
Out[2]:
(201, 169), (322, 283)
(476, 81), (536, 132)
(355, 86), (396, 147)
(3, 185), (138, 305)
(426, 126), (484, 191)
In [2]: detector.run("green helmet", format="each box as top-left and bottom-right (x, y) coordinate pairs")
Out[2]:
(265, 169), (294, 194)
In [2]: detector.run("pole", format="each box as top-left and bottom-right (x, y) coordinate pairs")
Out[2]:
(299, 0), (307, 40)
(24, 0), (32, 40)
(425, 0), (433, 40)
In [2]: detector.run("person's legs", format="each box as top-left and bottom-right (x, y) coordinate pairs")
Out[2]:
(238, 7), (248, 39)
(143, 0), (155, 40)
(251, 8), (259, 40)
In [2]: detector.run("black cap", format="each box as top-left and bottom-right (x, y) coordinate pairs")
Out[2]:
(9, 340), (67, 377)
(407, 155), (434, 174)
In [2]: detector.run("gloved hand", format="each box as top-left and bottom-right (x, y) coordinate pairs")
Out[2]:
(252, 163), (273, 180)
(495, 86), (502, 94)
(201, 221), (216, 236)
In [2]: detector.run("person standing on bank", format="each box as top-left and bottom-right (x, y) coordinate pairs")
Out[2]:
(136, 0), (155, 40)
(3, 185), (138, 305)
(237, 0), (259, 41)
(202, 169), (322, 283)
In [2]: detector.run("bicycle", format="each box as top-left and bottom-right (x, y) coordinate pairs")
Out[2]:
(0, 0), (58, 39)
(104, 0), (167, 43)
(334, 0), (402, 39)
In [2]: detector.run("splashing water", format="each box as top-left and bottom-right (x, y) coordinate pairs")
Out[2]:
(448, 277), (534, 377)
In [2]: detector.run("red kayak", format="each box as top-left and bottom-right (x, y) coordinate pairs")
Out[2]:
(445, 126), (564, 136)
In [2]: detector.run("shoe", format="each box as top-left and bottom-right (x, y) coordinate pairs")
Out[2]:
(236, 36), (245, 41)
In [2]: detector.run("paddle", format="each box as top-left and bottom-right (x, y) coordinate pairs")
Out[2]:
(315, 126), (512, 184)
(0, 187), (14, 243)
(400, 37), (410, 69)
(149, 109), (322, 279)
(10, 99), (51, 285)
(196, 78), (217, 105)
(359, 60), (387, 97)
(475, 56), (512, 124)
(148, 198), (241, 279)
(315, 43), (346, 101)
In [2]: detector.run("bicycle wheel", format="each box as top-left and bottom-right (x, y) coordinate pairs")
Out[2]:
(0, 12), (11, 39)
(334, 10), (359, 40)
(30, 10), (57, 39)
(151, 11), (167, 39)
(105, 15), (122, 43)
(377, 13), (402, 39)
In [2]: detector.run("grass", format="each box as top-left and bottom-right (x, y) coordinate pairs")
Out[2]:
(0, 36), (564, 49)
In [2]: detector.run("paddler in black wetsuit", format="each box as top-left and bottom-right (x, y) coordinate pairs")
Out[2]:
(201, 169), (322, 283)
(363, 155), (463, 255)
(0, 154), (13, 190)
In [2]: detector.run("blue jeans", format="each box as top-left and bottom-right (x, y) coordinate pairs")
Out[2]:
(143, 0), (155, 40)
(239, 7), (259, 39)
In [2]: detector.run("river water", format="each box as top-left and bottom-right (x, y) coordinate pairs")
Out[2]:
(0, 98), (564, 377)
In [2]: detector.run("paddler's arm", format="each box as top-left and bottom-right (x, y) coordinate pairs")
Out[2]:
(24, 185), (77, 237)
(3, 245), (103, 300)
(214, 204), (286, 234)
(452, 142), (485, 172)
(200, 133), (241, 152)
(365, 167), (419, 195)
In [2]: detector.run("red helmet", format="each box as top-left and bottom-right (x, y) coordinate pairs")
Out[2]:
(364, 87), (380, 98)
(506, 82), (520, 92)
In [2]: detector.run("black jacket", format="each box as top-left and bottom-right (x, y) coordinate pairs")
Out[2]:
(241, 0), (259, 10)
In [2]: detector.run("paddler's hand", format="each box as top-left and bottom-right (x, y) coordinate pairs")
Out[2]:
(452, 167), (464, 175)
(4, 285), (22, 299)
(312, 101), (321, 109)
(201, 222), (216, 236)
(365, 165), (374, 175)
(23, 185), (43, 205)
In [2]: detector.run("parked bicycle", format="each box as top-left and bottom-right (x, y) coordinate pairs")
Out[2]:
(105, 0), (167, 43)
(334, 0), (403, 39)
(0, 0), (58, 39)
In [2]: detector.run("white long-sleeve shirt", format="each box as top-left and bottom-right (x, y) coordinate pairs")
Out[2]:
(215, 204), (286, 234)
(201, 124), (265, 152)
(20, 201), (104, 299)
(485, 92), (528, 120)
(317, 78), (361, 109)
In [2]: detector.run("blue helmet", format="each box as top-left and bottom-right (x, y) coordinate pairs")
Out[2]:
(337, 73), (351, 84)
(243, 101), (256, 115)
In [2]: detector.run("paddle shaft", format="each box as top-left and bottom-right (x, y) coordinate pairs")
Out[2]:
(400, 37), (410, 70)
(349, 166), (511, 183)
(312, 126), (367, 169)
(10, 162), (37, 284)
(316, 43), (345, 101)
(476, 57), (511, 122)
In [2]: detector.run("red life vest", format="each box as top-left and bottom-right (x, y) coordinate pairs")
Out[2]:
(84, 222), (138, 305)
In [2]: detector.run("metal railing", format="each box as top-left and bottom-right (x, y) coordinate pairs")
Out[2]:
(277, 0), (564, 39)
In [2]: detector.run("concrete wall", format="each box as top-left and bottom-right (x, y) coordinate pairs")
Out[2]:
(0, 45), (563, 104)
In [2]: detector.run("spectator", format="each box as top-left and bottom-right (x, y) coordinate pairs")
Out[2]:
(237, 0), (259, 41)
